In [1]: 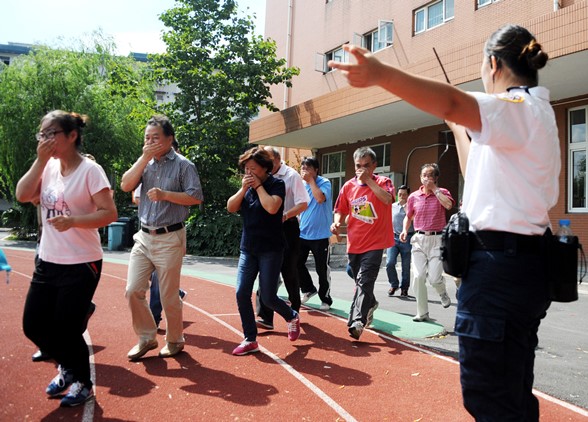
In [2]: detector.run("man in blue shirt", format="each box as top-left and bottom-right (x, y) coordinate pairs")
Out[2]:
(298, 157), (333, 311)
(386, 185), (414, 297)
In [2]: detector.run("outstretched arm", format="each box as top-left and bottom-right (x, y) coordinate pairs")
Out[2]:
(329, 45), (482, 132)
(446, 120), (471, 177)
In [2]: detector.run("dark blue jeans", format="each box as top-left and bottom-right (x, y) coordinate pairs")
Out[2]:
(23, 258), (101, 387)
(236, 249), (296, 342)
(257, 218), (301, 323)
(455, 247), (550, 422)
(385, 233), (412, 289)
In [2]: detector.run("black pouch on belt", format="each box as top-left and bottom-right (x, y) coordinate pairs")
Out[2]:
(441, 211), (471, 278)
(545, 228), (585, 303)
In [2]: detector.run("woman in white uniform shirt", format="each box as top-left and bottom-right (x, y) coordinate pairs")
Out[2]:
(329, 24), (558, 421)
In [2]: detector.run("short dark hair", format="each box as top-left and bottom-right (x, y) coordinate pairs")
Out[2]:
(420, 163), (440, 177)
(147, 114), (175, 138)
(353, 146), (377, 163)
(263, 146), (281, 160)
(398, 184), (410, 194)
(238, 146), (273, 174)
(301, 156), (319, 170)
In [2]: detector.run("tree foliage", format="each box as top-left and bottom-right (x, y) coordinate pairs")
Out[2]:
(151, 0), (299, 256)
(0, 33), (156, 237)
(153, 0), (299, 208)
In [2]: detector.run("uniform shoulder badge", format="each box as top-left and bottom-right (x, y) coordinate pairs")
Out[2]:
(497, 92), (525, 103)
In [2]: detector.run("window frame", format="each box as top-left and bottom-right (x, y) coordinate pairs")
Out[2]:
(370, 143), (391, 174)
(322, 151), (347, 208)
(477, 0), (499, 8)
(324, 45), (349, 73)
(414, 0), (454, 35)
(568, 106), (588, 212)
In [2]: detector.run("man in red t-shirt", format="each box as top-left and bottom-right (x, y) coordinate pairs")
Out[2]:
(401, 163), (454, 322)
(331, 147), (394, 340)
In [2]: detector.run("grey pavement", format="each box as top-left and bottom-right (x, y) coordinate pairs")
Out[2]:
(1, 228), (587, 411)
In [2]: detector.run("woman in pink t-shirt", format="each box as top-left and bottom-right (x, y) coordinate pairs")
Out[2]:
(16, 110), (117, 407)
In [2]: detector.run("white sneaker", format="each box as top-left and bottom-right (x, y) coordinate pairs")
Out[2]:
(348, 321), (364, 340)
(440, 292), (451, 308)
(319, 302), (330, 311)
(301, 291), (317, 304)
(412, 313), (430, 322)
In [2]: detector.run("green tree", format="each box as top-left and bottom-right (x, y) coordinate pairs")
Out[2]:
(0, 34), (156, 238)
(153, 0), (299, 255)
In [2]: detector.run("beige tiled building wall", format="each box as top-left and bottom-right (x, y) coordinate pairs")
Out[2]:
(252, 0), (588, 239)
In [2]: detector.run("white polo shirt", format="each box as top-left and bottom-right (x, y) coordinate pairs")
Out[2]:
(463, 86), (560, 235)
(273, 162), (310, 213)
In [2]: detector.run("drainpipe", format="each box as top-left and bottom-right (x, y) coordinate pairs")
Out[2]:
(283, 0), (293, 110)
(554, 0), (560, 11)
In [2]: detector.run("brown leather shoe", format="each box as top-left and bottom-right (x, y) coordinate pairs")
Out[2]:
(159, 342), (184, 358)
(127, 340), (158, 361)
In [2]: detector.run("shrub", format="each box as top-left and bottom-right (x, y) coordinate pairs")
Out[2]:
(186, 207), (242, 257)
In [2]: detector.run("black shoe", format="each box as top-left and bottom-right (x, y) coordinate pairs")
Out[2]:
(400, 289), (408, 297)
(256, 319), (274, 330)
(32, 349), (52, 362)
(388, 287), (398, 297)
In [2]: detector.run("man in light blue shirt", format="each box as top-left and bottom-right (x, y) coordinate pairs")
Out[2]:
(298, 157), (333, 311)
(386, 185), (413, 297)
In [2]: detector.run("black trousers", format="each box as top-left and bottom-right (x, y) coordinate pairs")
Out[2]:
(23, 258), (101, 386)
(298, 237), (332, 306)
(257, 218), (301, 324)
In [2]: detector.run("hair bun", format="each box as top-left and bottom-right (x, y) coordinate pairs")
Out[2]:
(522, 40), (548, 70)
(70, 112), (89, 128)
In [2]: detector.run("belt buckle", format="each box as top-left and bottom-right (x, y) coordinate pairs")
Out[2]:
(149, 228), (159, 235)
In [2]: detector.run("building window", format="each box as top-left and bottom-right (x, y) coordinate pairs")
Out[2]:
(414, 0), (454, 34)
(477, 0), (499, 8)
(362, 21), (394, 52)
(370, 143), (391, 174)
(323, 46), (349, 72)
(322, 151), (346, 207)
(569, 107), (587, 211)
(0, 56), (10, 66)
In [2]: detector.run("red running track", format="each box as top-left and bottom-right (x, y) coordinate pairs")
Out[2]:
(1, 248), (586, 421)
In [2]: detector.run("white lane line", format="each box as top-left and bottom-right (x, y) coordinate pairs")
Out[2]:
(533, 390), (588, 417)
(82, 330), (96, 422)
(9, 265), (97, 421)
(324, 310), (588, 417)
(101, 269), (588, 418)
(182, 301), (358, 422)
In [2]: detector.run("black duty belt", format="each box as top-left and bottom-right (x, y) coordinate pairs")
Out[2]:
(472, 230), (543, 255)
(141, 222), (184, 235)
(416, 230), (441, 235)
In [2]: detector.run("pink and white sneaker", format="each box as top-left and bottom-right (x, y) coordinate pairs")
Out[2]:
(287, 313), (301, 341)
(232, 340), (260, 356)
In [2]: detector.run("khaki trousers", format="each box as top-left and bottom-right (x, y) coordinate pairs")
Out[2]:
(410, 233), (447, 318)
(126, 228), (186, 344)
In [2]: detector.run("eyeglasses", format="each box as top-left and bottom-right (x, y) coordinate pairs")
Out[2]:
(35, 130), (64, 141)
